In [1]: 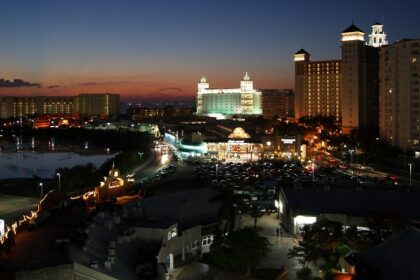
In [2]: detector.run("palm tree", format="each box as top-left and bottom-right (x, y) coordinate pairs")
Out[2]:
(248, 203), (264, 227)
(209, 185), (247, 233)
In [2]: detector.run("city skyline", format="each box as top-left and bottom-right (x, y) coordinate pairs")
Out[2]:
(1, 0), (420, 102)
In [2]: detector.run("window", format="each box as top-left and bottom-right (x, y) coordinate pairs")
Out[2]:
(191, 240), (200, 249)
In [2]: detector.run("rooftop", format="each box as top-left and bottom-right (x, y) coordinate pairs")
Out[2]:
(342, 24), (364, 33)
(282, 187), (420, 220)
(362, 227), (420, 280)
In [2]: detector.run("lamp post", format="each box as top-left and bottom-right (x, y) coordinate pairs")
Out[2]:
(215, 163), (219, 183)
(39, 182), (43, 198)
(409, 163), (413, 186)
(56, 173), (61, 191)
(349, 149), (354, 164)
(312, 162), (315, 181)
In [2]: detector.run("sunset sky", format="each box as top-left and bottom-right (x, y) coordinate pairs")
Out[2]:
(1, 0), (419, 102)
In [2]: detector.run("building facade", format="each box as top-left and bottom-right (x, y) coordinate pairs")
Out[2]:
(0, 94), (119, 118)
(295, 23), (386, 132)
(294, 50), (342, 120)
(341, 24), (380, 133)
(76, 93), (119, 116)
(261, 89), (294, 119)
(368, 22), (388, 48)
(196, 73), (262, 118)
(379, 39), (420, 148)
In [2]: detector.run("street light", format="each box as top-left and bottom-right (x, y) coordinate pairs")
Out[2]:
(349, 149), (355, 164)
(312, 162), (315, 181)
(56, 173), (61, 191)
(409, 163), (413, 186)
(39, 182), (43, 198)
(215, 163), (219, 183)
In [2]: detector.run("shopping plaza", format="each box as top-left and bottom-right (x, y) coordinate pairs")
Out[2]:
(164, 126), (305, 162)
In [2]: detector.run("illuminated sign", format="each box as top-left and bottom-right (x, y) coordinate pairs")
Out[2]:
(281, 138), (296, 144)
(228, 140), (244, 143)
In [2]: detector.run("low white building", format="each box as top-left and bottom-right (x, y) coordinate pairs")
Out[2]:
(196, 73), (262, 119)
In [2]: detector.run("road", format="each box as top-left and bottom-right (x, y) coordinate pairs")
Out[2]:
(131, 146), (173, 183)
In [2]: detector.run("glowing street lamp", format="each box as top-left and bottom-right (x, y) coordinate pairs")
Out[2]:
(56, 173), (61, 191)
(349, 149), (355, 164)
(409, 163), (413, 186)
(215, 163), (219, 183)
(39, 182), (43, 198)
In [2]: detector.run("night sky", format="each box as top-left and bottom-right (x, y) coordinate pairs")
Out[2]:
(0, 0), (419, 102)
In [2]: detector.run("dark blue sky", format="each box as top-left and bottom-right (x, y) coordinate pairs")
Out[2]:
(0, 0), (419, 101)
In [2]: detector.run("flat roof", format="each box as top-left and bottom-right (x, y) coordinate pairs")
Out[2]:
(282, 187), (420, 220)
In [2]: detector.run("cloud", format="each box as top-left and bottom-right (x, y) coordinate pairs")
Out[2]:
(47, 85), (61, 89)
(150, 87), (183, 95)
(77, 81), (131, 86)
(0, 78), (41, 88)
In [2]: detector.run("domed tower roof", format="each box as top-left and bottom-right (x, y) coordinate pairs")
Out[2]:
(243, 72), (251, 81)
(295, 48), (310, 55)
(342, 23), (364, 33)
(200, 76), (207, 83)
(108, 162), (120, 178)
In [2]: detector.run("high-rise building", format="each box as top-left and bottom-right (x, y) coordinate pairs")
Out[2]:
(294, 49), (342, 120)
(295, 23), (385, 132)
(196, 73), (262, 119)
(38, 96), (76, 115)
(341, 24), (380, 133)
(76, 93), (120, 116)
(0, 94), (120, 118)
(261, 89), (294, 119)
(379, 39), (420, 149)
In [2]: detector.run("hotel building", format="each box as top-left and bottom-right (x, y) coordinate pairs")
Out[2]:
(0, 93), (119, 118)
(261, 89), (294, 120)
(294, 50), (341, 120)
(341, 24), (380, 133)
(76, 93), (120, 116)
(295, 23), (385, 132)
(196, 73), (262, 119)
(379, 39), (420, 149)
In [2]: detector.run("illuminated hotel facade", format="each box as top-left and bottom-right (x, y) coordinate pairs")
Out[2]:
(295, 23), (385, 132)
(379, 39), (420, 149)
(294, 49), (341, 120)
(0, 93), (119, 118)
(196, 73), (262, 118)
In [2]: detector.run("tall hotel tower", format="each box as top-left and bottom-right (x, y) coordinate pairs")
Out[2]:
(379, 39), (420, 149)
(294, 49), (341, 120)
(295, 23), (385, 133)
(341, 24), (380, 133)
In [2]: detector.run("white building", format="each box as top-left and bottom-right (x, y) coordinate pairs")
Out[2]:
(196, 73), (262, 119)
(368, 22), (388, 48)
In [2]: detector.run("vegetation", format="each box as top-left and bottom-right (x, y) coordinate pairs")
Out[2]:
(288, 216), (409, 280)
(209, 185), (247, 233)
(248, 203), (264, 228)
(209, 227), (270, 275)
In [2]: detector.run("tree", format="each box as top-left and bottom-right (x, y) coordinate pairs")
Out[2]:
(288, 219), (345, 280)
(248, 203), (264, 227)
(210, 227), (270, 275)
(209, 186), (247, 233)
(288, 240), (320, 269)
